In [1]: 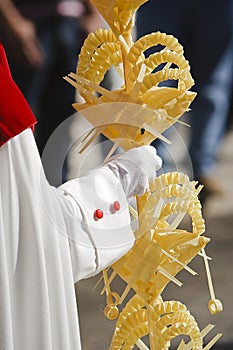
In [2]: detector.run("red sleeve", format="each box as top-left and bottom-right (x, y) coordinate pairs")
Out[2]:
(0, 43), (37, 147)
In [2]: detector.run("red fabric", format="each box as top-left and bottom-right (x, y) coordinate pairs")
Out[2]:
(0, 43), (37, 147)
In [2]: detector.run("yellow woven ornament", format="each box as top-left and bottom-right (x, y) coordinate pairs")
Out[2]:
(64, 0), (223, 348)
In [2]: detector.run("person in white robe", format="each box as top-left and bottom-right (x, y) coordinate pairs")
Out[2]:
(0, 42), (162, 350)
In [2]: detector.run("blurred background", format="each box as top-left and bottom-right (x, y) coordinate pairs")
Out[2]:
(0, 0), (233, 349)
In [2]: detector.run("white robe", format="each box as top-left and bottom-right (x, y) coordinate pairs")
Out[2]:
(0, 129), (135, 349)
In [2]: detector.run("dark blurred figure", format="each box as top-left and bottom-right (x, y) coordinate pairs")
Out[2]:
(137, 0), (233, 203)
(0, 0), (104, 184)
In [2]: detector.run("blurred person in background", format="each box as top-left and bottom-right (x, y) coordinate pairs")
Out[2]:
(0, 0), (105, 185)
(136, 0), (233, 203)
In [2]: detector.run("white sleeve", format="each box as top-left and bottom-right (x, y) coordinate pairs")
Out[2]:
(59, 166), (135, 283)
(1, 129), (134, 284)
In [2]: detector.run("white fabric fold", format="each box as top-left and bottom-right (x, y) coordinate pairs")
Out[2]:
(0, 129), (135, 350)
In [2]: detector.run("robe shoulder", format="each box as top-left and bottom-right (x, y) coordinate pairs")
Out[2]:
(0, 43), (37, 146)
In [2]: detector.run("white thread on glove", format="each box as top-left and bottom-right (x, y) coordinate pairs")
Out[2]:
(105, 146), (162, 198)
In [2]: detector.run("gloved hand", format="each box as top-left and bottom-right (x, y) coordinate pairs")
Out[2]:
(0, 42), (36, 146)
(105, 145), (162, 198)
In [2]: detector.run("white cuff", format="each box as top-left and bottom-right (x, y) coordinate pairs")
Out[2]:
(60, 166), (135, 281)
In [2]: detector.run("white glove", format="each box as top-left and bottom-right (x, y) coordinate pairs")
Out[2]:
(105, 145), (162, 198)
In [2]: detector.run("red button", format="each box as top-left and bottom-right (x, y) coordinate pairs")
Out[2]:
(94, 209), (103, 219)
(113, 201), (120, 211)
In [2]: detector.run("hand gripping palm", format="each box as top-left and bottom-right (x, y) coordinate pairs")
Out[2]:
(64, 1), (223, 349)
